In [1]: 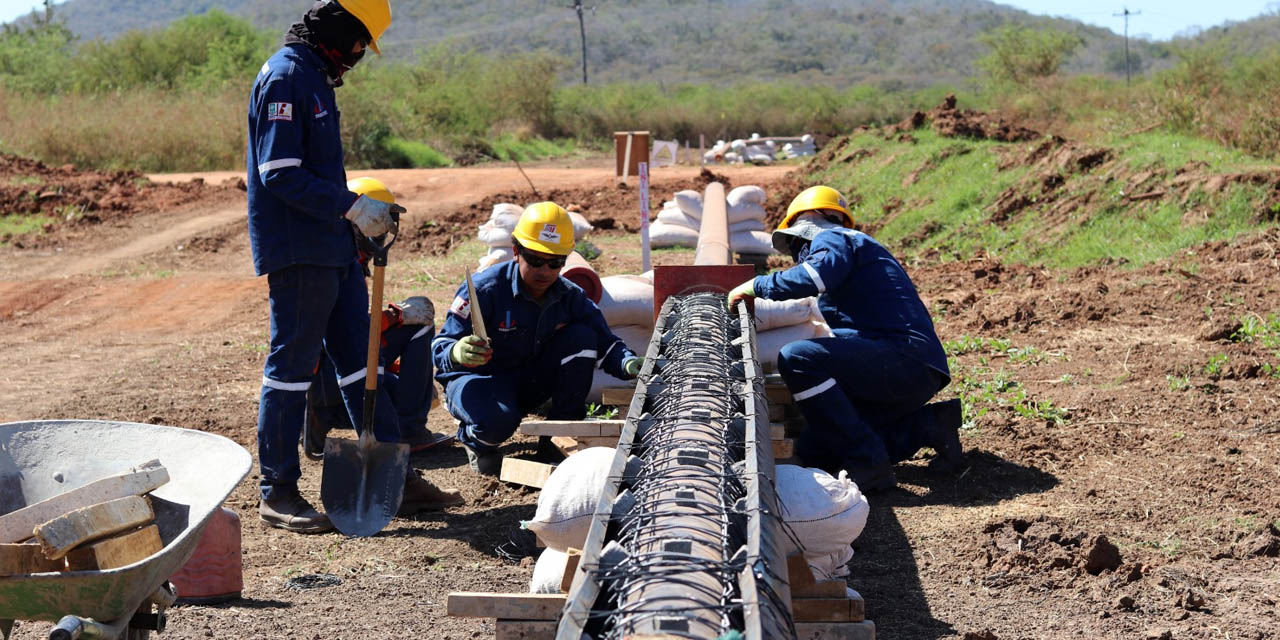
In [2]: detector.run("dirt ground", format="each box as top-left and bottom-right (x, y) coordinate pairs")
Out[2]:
(1, 155), (1278, 640)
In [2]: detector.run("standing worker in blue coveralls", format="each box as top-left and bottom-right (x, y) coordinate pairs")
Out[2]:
(727, 186), (964, 492)
(247, 0), (461, 534)
(432, 202), (644, 476)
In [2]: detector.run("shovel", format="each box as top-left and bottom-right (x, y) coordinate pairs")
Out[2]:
(322, 218), (409, 537)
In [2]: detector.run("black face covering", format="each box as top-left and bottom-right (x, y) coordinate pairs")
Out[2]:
(284, 1), (372, 85)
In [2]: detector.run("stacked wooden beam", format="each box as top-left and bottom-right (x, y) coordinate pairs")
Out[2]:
(0, 460), (169, 576)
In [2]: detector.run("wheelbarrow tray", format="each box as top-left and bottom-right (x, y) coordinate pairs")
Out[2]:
(0, 420), (251, 623)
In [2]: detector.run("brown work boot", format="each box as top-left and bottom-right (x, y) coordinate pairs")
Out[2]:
(399, 470), (465, 516)
(259, 489), (334, 534)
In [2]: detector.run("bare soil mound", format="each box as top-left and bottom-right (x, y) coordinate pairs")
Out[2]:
(0, 152), (241, 248)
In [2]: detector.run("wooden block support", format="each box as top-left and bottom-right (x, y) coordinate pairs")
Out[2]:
(34, 495), (154, 560)
(773, 438), (795, 459)
(796, 579), (850, 599)
(550, 436), (585, 457)
(787, 552), (819, 594)
(499, 458), (557, 490)
(559, 548), (581, 594)
(794, 621), (876, 640)
(0, 460), (168, 543)
(64, 524), (162, 571)
(447, 592), (566, 620)
(765, 383), (792, 403)
(519, 420), (624, 438)
(495, 620), (556, 640)
(793, 597), (865, 623)
(0, 541), (64, 576)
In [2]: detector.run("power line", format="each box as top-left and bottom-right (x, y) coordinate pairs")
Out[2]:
(1113, 6), (1141, 85)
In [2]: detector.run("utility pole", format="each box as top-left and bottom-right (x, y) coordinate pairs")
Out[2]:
(1113, 7), (1141, 85)
(572, 0), (589, 84)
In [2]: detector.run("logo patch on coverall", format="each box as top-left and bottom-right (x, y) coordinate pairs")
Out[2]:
(538, 223), (561, 244)
(449, 295), (470, 319)
(267, 102), (293, 122)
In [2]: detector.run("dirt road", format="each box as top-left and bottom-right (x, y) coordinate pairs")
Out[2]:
(1, 159), (1277, 639)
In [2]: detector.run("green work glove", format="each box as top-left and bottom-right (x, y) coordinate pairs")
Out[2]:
(623, 357), (643, 378)
(450, 335), (492, 367)
(726, 279), (756, 311)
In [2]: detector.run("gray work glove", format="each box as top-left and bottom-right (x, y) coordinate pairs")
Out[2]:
(345, 195), (403, 238)
(398, 296), (435, 326)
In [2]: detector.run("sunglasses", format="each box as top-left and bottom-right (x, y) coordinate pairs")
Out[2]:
(518, 251), (566, 270)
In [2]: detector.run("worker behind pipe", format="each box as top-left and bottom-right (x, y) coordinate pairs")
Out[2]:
(727, 186), (963, 492)
(302, 178), (453, 460)
(432, 202), (644, 476)
(247, 2), (460, 534)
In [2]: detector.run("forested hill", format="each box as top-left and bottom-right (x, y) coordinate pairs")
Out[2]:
(11, 0), (1215, 86)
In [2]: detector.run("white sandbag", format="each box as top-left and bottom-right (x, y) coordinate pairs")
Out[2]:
(655, 207), (701, 229)
(598, 275), (655, 328)
(727, 185), (767, 207)
(650, 221), (700, 248)
(477, 247), (513, 271)
(612, 323), (654, 354)
(477, 222), (513, 248)
(801, 134), (814, 145)
(745, 152), (775, 165)
(755, 321), (821, 369)
(728, 201), (767, 223)
(530, 547), (568, 594)
(730, 229), (774, 255)
(807, 545), (854, 581)
(637, 270), (653, 284)
(673, 190), (703, 218)
(724, 151), (742, 164)
(729, 218), (765, 233)
(753, 297), (817, 332)
(568, 211), (593, 240)
(775, 465), (869, 556)
(523, 447), (616, 551)
(812, 319), (834, 338)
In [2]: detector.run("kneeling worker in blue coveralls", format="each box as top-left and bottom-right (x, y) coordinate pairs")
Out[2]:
(432, 202), (644, 475)
(728, 186), (964, 491)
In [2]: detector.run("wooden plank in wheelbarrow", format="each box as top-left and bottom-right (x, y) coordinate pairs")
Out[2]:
(34, 495), (154, 560)
(0, 459), (168, 543)
(0, 541), (63, 575)
(64, 524), (163, 571)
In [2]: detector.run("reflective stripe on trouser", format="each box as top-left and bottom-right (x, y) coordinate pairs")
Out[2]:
(777, 335), (944, 474)
(256, 262), (401, 501)
(311, 323), (436, 442)
(445, 322), (596, 453)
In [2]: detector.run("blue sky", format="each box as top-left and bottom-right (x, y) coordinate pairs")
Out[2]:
(0, 0), (1273, 41)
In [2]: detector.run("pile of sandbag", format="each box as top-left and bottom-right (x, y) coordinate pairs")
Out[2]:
(475, 203), (594, 271)
(703, 134), (778, 165)
(588, 271), (656, 402)
(525, 447), (615, 593)
(782, 134), (817, 159)
(649, 186), (775, 255)
(775, 464), (869, 580)
(753, 297), (833, 370)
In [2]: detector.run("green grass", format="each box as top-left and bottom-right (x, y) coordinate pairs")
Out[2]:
(0, 214), (53, 237)
(808, 127), (1279, 269)
(383, 137), (453, 168)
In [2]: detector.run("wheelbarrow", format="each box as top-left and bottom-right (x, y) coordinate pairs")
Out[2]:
(0, 420), (251, 639)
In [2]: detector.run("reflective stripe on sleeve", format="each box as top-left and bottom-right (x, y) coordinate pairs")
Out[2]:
(792, 378), (837, 401)
(338, 366), (386, 388)
(801, 262), (826, 293)
(262, 376), (310, 392)
(410, 325), (432, 341)
(257, 158), (303, 174)
(560, 349), (598, 366)
(599, 340), (625, 367)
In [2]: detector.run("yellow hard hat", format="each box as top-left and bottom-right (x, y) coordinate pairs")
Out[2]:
(512, 202), (575, 256)
(335, 0), (391, 55)
(778, 185), (854, 230)
(347, 176), (395, 204)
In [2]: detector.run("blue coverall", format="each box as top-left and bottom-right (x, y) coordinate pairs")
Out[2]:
(247, 43), (399, 501)
(312, 320), (436, 443)
(752, 228), (951, 474)
(431, 261), (638, 453)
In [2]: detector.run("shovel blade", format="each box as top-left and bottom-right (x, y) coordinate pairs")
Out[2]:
(320, 436), (409, 537)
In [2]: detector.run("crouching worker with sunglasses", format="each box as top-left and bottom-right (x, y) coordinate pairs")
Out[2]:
(431, 202), (644, 475)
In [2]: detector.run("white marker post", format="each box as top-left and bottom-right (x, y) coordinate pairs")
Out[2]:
(639, 161), (651, 273)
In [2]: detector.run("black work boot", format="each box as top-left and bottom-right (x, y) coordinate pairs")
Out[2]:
(464, 444), (503, 477)
(849, 463), (898, 493)
(399, 470), (464, 516)
(259, 489), (333, 534)
(300, 388), (332, 461)
(924, 398), (965, 472)
(534, 436), (566, 464)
